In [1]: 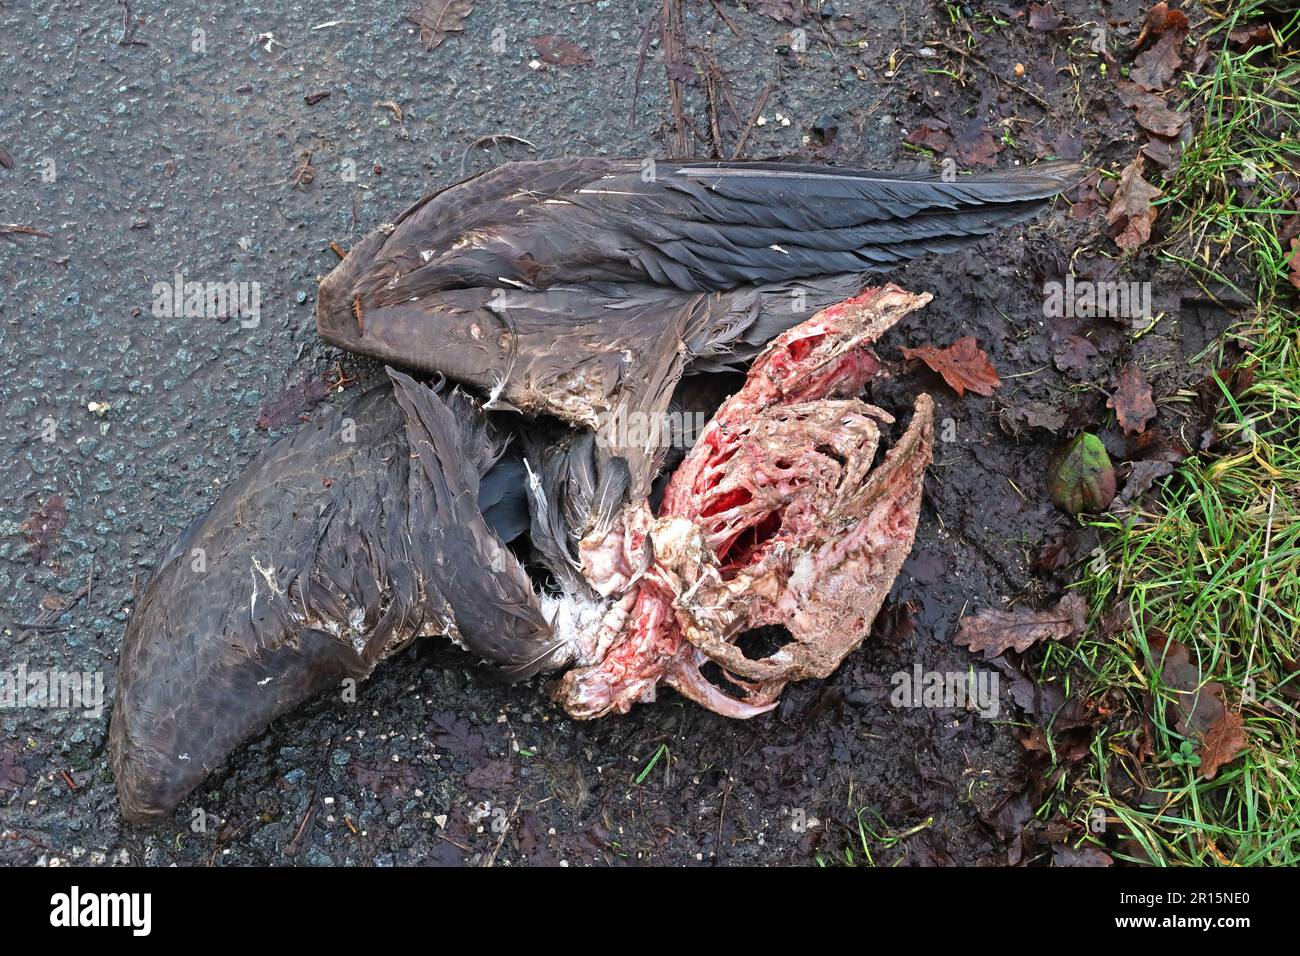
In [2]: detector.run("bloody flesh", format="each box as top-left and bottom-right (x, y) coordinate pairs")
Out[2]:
(559, 285), (935, 718)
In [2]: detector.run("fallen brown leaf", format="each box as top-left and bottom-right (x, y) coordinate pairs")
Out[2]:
(22, 495), (68, 566)
(1229, 24), (1273, 51)
(751, 0), (804, 25)
(1053, 845), (1113, 867)
(1033, 529), (1090, 573)
(1131, 30), (1185, 91)
(1287, 237), (1300, 290)
(1134, 1), (1190, 48)
(1002, 401), (1068, 435)
(532, 35), (594, 67)
(1028, 2), (1061, 32)
(407, 0), (474, 51)
(0, 743), (28, 793)
(901, 336), (1001, 397)
(955, 592), (1088, 658)
(1115, 80), (1188, 137)
(1108, 363), (1158, 434)
(1054, 334), (1099, 375)
(1140, 137), (1178, 171)
(1118, 459), (1175, 504)
(1106, 156), (1162, 251)
(1068, 171), (1105, 220)
(1199, 709), (1249, 780)
(905, 120), (953, 154)
(955, 120), (1002, 168)
(1149, 636), (1249, 780)
(464, 759), (515, 789)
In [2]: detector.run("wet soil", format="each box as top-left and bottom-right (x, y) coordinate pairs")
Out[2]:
(1, 0), (1224, 865)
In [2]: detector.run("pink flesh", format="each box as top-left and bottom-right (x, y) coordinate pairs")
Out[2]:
(557, 285), (934, 719)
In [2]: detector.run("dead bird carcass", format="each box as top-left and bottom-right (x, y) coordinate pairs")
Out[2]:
(110, 158), (1082, 821)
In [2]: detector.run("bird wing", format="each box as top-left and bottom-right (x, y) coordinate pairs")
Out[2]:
(110, 376), (560, 819)
(318, 158), (1084, 317)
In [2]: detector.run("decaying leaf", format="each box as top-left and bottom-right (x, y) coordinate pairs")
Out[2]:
(1287, 237), (1300, 290)
(955, 120), (1002, 168)
(1140, 137), (1178, 171)
(1106, 156), (1162, 251)
(750, 0), (805, 25)
(1053, 334), (1099, 376)
(1108, 363), (1158, 434)
(407, 0), (474, 51)
(1134, 1), (1190, 48)
(429, 710), (489, 757)
(1003, 401), (1068, 435)
(532, 35), (594, 67)
(1028, 2), (1061, 32)
(905, 119), (953, 154)
(1149, 636), (1249, 780)
(1068, 172), (1105, 220)
(1115, 81), (1188, 137)
(1033, 528), (1094, 573)
(22, 495), (68, 565)
(901, 336), (1001, 397)
(1052, 844), (1113, 867)
(1119, 459), (1175, 504)
(955, 592), (1088, 658)
(1131, 30), (1185, 91)
(464, 759), (515, 789)
(1048, 433), (1116, 513)
(1229, 23), (1274, 51)
(0, 743), (29, 793)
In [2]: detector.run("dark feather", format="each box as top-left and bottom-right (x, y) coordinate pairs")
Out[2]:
(110, 374), (558, 820)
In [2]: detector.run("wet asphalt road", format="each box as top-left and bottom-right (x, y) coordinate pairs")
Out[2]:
(2, 0), (1104, 866)
(1, 0), (925, 865)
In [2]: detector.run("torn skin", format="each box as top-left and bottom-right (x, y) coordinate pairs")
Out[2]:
(557, 285), (936, 719)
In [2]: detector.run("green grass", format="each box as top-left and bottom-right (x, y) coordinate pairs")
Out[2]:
(817, 804), (935, 868)
(1042, 1), (1300, 865)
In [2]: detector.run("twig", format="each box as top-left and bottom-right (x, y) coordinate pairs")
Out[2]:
(0, 224), (51, 243)
(709, 0), (743, 38)
(288, 146), (319, 187)
(116, 0), (148, 47)
(15, 576), (96, 642)
(206, 818), (253, 866)
(661, 0), (690, 156)
(482, 796), (521, 867)
(4, 830), (53, 852)
(283, 791), (319, 857)
(284, 731), (338, 857)
(731, 84), (773, 160)
(373, 99), (404, 123)
(717, 778), (732, 861)
(630, 2), (662, 119)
